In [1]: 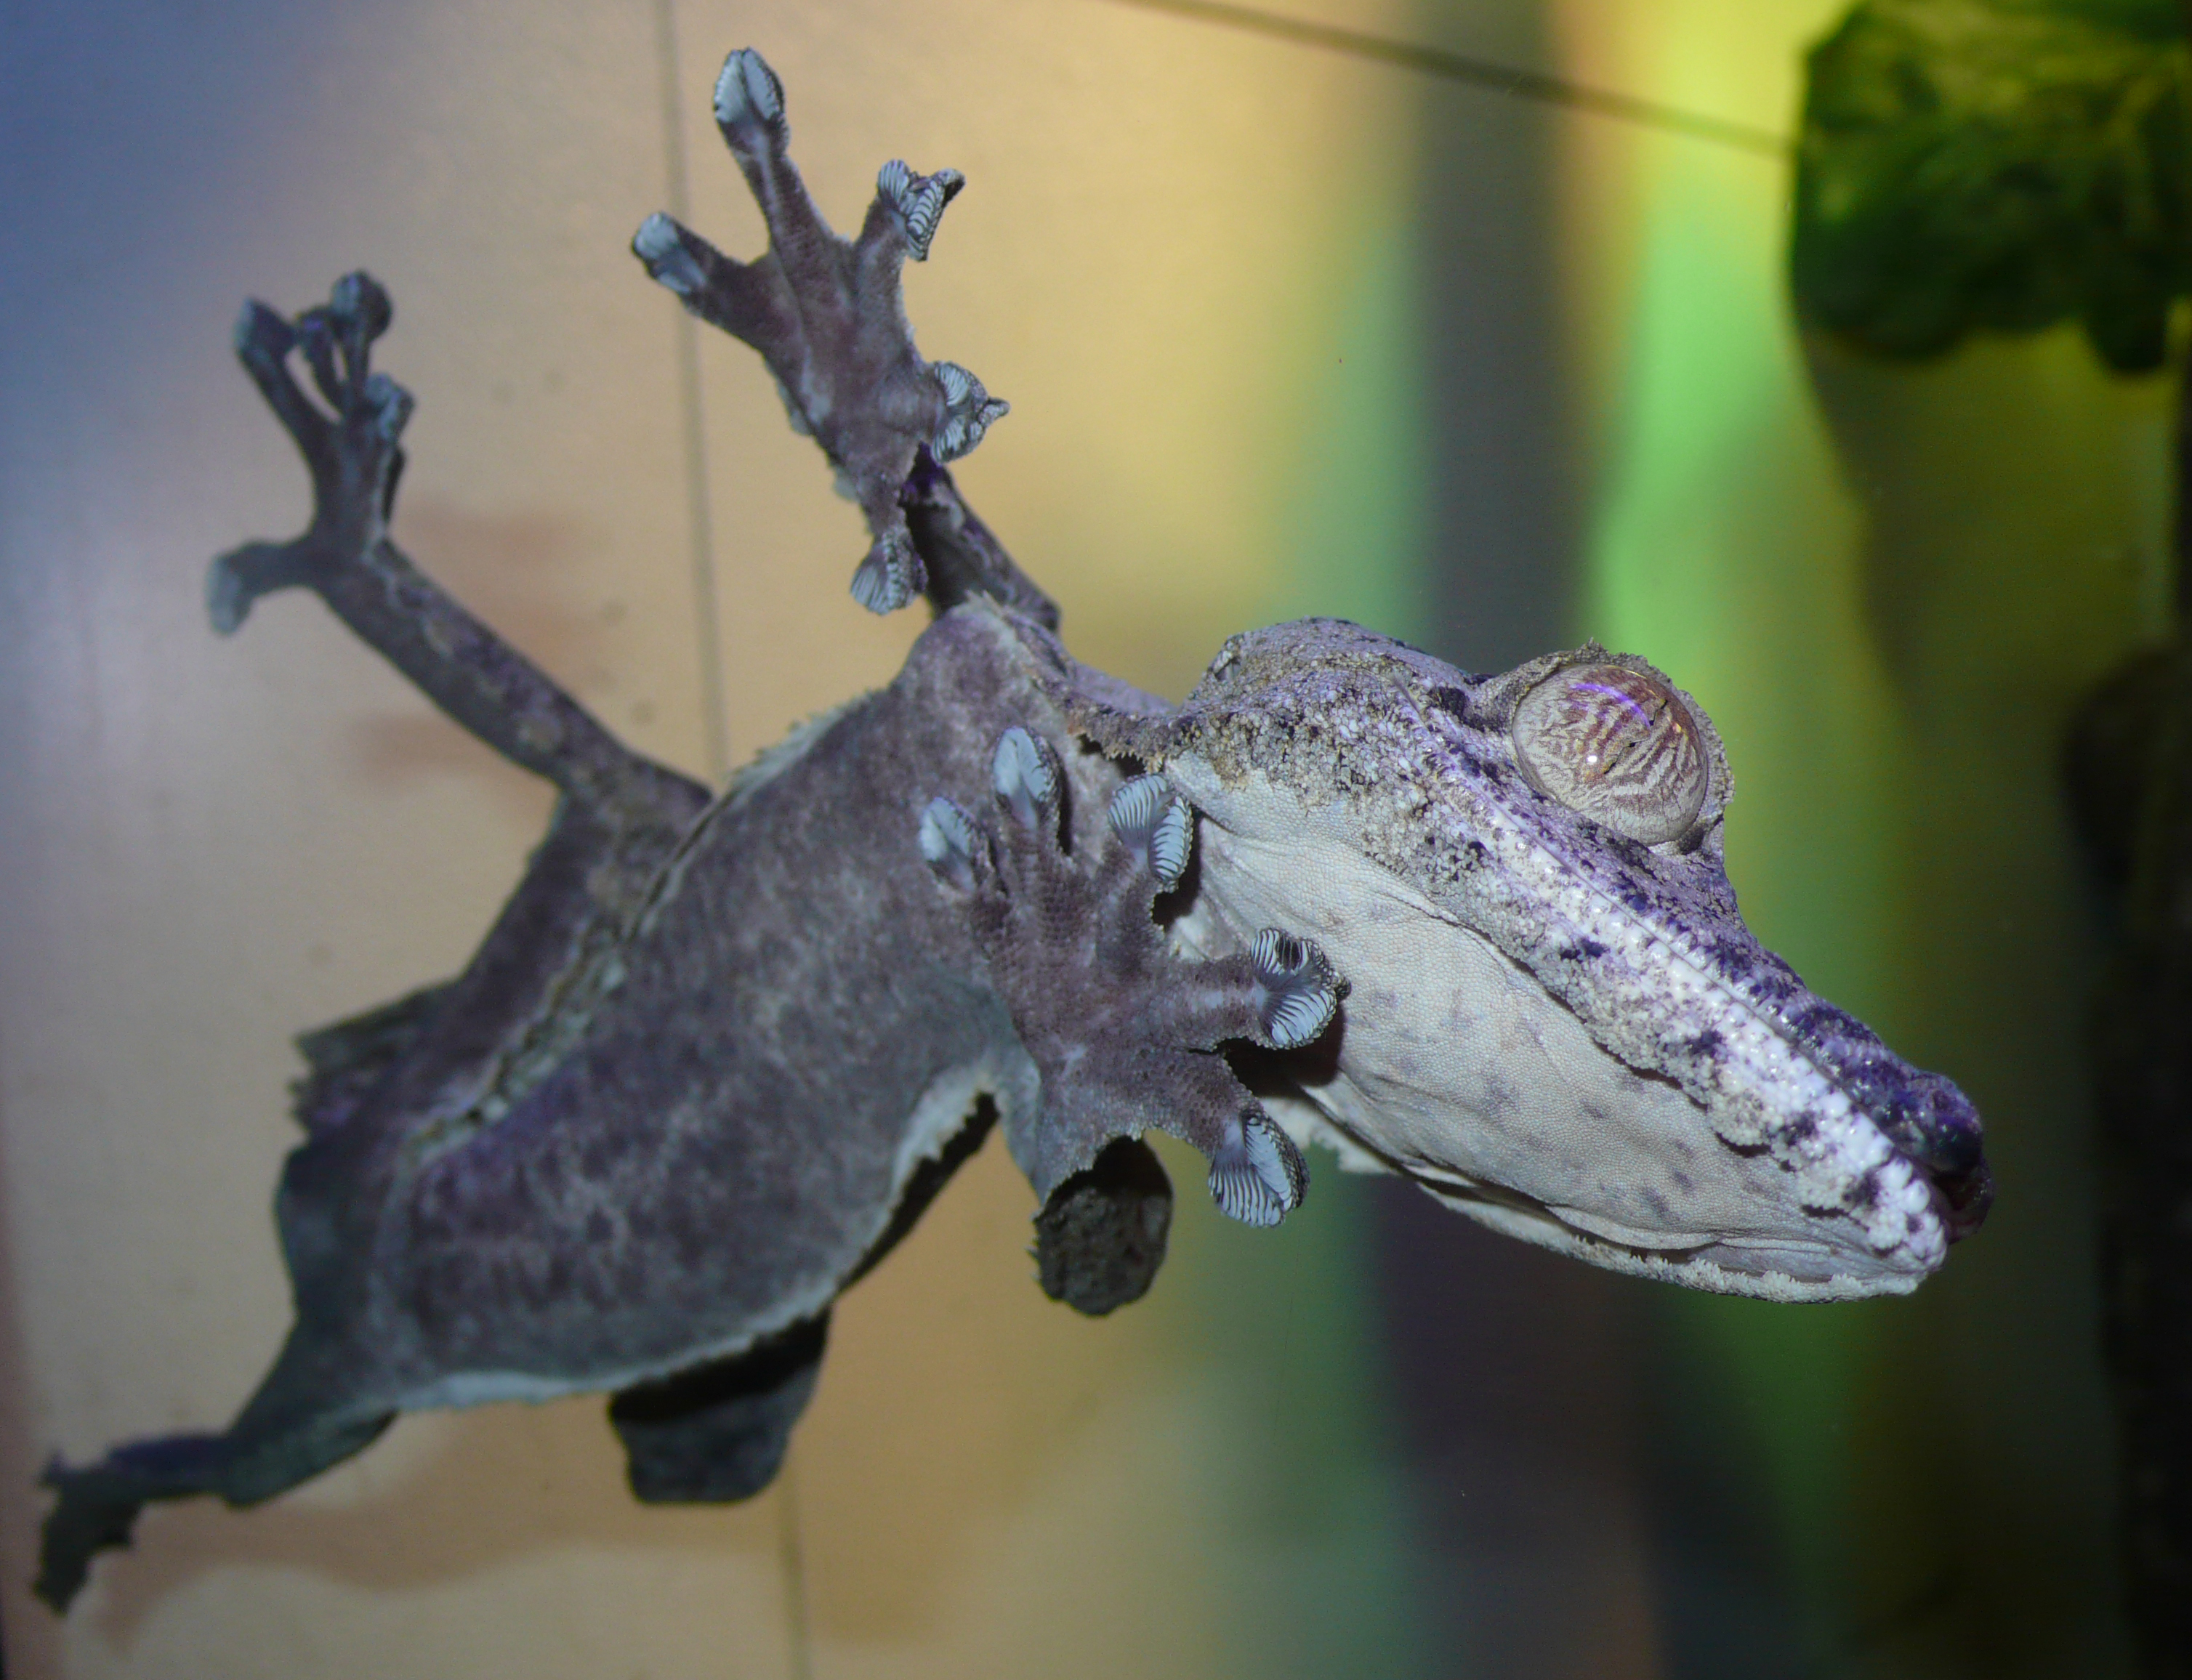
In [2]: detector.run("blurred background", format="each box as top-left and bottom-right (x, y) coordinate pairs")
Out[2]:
(0, 0), (2167, 1674)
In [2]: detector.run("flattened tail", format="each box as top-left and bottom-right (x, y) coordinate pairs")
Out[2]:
(36, 1434), (222, 1610)
(35, 1410), (392, 1612)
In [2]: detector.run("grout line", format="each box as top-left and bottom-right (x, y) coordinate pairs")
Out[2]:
(778, 1459), (816, 1680)
(1094, 0), (1794, 156)
(655, 0), (735, 788)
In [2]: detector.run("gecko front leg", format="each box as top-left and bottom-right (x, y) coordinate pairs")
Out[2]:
(920, 730), (1340, 1292)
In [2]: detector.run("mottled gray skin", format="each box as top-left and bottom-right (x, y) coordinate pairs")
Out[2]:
(36, 47), (1991, 1612)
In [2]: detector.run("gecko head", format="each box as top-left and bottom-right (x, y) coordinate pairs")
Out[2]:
(1121, 618), (1991, 1301)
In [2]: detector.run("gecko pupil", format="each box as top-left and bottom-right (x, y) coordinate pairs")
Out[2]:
(1510, 663), (1707, 844)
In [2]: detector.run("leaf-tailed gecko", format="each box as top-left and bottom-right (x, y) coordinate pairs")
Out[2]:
(34, 47), (1991, 1612)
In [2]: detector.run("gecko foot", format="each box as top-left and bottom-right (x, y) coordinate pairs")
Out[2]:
(919, 727), (1338, 1233)
(637, 49), (1036, 619)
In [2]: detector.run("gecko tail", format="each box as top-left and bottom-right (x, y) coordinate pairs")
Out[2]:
(36, 1433), (227, 1610)
(36, 1409), (392, 1612)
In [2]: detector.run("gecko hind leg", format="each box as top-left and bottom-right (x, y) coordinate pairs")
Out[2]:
(214, 273), (706, 833)
(919, 730), (1340, 1235)
(608, 1314), (829, 1503)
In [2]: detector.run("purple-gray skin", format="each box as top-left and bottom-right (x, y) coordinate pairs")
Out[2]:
(35, 47), (1990, 1613)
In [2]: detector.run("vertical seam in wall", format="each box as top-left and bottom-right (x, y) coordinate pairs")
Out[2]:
(652, 18), (808, 1678)
(778, 1460), (815, 1680)
(655, 0), (733, 788)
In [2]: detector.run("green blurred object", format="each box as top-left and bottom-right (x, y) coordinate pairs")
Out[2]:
(1792, 0), (2191, 372)
(1792, 0), (2192, 1670)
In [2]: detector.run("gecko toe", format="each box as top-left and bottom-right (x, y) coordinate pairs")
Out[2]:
(233, 299), (295, 363)
(1252, 928), (1339, 1049)
(918, 796), (986, 892)
(991, 727), (1063, 833)
(714, 48), (787, 149)
(361, 373), (414, 445)
(1106, 775), (1192, 889)
(327, 270), (392, 346)
(850, 530), (925, 615)
(931, 362), (1009, 463)
(1034, 1136), (1173, 1315)
(1208, 1109), (1307, 1227)
(632, 213), (709, 299)
(877, 160), (965, 263)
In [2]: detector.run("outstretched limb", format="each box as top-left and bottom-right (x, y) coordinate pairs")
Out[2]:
(918, 730), (1342, 1235)
(632, 48), (1054, 625)
(212, 272), (705, 828)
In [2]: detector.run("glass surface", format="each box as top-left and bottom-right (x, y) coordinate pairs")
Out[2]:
(0, 1), (2159, 1674)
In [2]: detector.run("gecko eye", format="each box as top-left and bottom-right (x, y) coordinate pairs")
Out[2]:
(1510, 663), (1707, 844)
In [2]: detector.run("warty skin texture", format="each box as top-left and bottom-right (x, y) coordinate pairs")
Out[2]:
(35, 45), (1989, 1614)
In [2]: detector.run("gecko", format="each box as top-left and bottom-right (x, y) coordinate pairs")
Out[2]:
(33, 47), (1991, 1612)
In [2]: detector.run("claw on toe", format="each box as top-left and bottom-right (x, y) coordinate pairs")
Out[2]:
(1252, 929), (1339, 1049)
(931, 363), (1010, 463)
(1107, 775), (1192, 889)
(919, 797), (985, 891)
(850, 530), (925, 615)
(714, 48), (786, 142)
(877, 160), (965, 262)
(1209, 1110), (1307, 1227)
(991, 727), (1061, 832)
